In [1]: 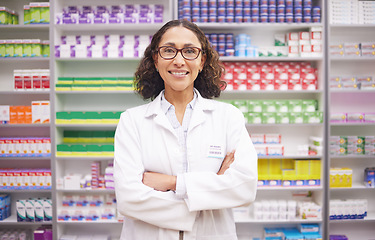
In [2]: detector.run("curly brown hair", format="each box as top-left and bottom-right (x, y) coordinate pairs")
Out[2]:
(134, 19), (226, 100)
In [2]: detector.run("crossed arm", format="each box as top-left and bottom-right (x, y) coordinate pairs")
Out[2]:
(142, 151), (235, 192)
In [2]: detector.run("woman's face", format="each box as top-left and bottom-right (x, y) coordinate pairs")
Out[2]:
(154, 26), (205, 95)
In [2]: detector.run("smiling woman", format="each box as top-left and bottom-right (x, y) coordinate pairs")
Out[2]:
(114, 19), (258, 240)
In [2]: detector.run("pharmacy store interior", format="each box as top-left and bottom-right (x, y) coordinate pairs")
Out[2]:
(1, 0), (375, 240)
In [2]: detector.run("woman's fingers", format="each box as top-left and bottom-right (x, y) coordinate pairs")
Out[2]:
(217, 151), (235, 175)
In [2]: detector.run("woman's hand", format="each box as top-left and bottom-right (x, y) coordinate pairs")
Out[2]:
(217, 151), (235, 175)
(142, 172), (177, 192)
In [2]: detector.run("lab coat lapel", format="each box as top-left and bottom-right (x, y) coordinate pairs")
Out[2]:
(145, 92), (176, 136)
(188, 91), (214, 132)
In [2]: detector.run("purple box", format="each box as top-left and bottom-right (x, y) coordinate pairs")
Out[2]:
(55, 45), (60, 57)
(124, 14), (137, 23)
(79, 14), (93, 24)
(62, 13), (76, 24)
(111, 5), (124, 14)
(155, 5), (164, 14)
(154, 13), (163, 23)
(139, 15), (152, 24)
(82, 6), (93, 14)
(96, 6), (108, 14)
(109, 13), (122, 24)
(94, 13), (108, 24)
(125, 5), (138, 14)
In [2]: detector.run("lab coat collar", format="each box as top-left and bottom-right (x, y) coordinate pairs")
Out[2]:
(145, 88), (215, 118)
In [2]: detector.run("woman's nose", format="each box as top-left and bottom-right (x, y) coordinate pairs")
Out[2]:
(173, 51), (185, 65)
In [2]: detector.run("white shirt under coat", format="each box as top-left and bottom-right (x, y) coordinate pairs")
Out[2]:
(114, 89), (258, 240)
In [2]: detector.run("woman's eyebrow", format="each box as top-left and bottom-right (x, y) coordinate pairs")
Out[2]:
(161, 42), (197, 47)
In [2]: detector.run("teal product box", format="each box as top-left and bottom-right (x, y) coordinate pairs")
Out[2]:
(43, 198), (53, 221)
(34, 198), (44, 222)
(25, 199), (35, 222)
(16, 199), (26, 222)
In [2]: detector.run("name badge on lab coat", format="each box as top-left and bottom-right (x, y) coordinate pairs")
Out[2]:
(207, 145), (224, 159)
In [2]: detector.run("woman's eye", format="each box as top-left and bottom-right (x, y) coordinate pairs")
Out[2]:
(164, 48), (175, 53)
(184, 48), (196, 54)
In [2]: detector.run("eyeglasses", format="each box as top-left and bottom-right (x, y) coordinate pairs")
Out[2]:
(157, 46), (202, 60)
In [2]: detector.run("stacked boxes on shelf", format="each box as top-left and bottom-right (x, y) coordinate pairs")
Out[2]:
(330, 42), (375, 57)
(0, 7), (19, 25)
(330, 112), (375, 124)
(222, 61), (318, 91)
(0, 137), (51, 157)
(56, 111), (121, 124)
(24, 2), (50, 24)
(0, 169), (51, 189)
(0, 39), (49, 58)
(55, 77), (134, 91)
(16, 198), (52, 222)
(330, 168), (353, 188)
(330, 75), (375, 90)
(56, 4), (163, 24)
(178, 0), (321, 23)
(329, 199), (368, 220)
(330, 135), (375, 156)
(258, 158), (321, 187)
(55, 34), (151, 58)
(0, 101), (50, 124)
(14, 69), (50, 91)
(330, 0), (375, 24)
(56, 130), (115, 157)
(251, 133), (284, 156)
(225, 98), (322, 124)
(57, 193), (117, 222)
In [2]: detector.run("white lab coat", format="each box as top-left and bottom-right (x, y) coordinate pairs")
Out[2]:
(114, 90), (258, 240)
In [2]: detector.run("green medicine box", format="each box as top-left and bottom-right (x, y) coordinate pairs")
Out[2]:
(302, 100), (318, 112)
(275, 100), (289, 113)
(0, 7), (9, 24)
(22, 40), (32, 57)
(0, 40), (5, 57)
(261, 100), (276, 113)
(29, 2), (40, 24)
(289, 112), (304, 124)
(261, 112), (277, 124)
(42, 41), (49, 57)
(247, 100), (263, 113)
(24, 5), (30, 24)
(288, 100), (303, 113)
(5, 40), (14, 57)
(13, 40), (23, 57)
(31, 39), (41, 57)
(232, 100), (248, 113)
(276, 112), (290, 124)
(39, 3), (50, 23)
(246, 112), (262, 124)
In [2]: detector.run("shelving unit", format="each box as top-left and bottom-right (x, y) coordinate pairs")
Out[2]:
(2, 0), (374, 239)
(327, 0), (375, 239)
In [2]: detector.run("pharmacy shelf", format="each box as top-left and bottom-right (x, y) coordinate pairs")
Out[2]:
(0, 24), (49, 31)
(257, 155), (322, 159)
(56, 124), (117, 128)
(0, 57), (50, 62)
(0, 90), (50, 95)
(330, 57), (375, 62)
(56, 189), (114, 193)
(55, 57), (141, 62)
(330, 90), (375, 94)
(196, 22), (323, 31)
(246, 123), (323, 127)
(330, 155), (375, 160)
(329, 212), (375, 223)
(258, 186), (323, 191)
(0, 215), (52, 226)
(55, 91), (136, 94)
(0, 157), (51, 161)
(222, 90), (323, 96)
(57, 220), (121, 224)
(56, 156), (113, 161)
(330, 184), (375, 191)
(54, 23), (165, 32)
(0, 124), (50, 128)
(330, 122), (375, 127)
(220, 56), (323, 62)
(329, 24), (375, 28)
(235, 218), (322, 224)
(0, 189), (51, 193)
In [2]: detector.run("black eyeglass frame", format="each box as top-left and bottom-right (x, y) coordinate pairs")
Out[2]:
(157, 46), (203, 60)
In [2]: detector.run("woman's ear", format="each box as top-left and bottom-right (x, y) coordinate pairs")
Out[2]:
(200, 54), (206, 71)
(153, 53), (158, 70)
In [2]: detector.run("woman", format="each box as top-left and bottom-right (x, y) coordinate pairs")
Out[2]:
(114, 19), (257, 240)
